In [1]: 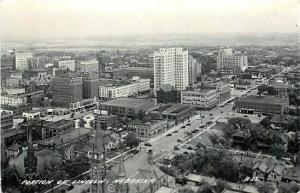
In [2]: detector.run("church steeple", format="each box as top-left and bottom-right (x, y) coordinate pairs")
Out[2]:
(91, 113), (107, 193)
(24, 126), (38, 179)
(116, 156), (129, 193)
(117, 157), (126, 178)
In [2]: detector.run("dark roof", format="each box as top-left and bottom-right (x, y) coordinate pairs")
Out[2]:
(236, 95), (287, 105)
(101, 98), (154, 108)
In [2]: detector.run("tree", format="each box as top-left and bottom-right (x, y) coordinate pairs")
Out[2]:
(179, 188), (195, 193)
(78, 118), (86, 128)
(256, 182), (275, 193)
(257, 84), (268, 95)
(159, 166), (176, 177)
(278, 182), (299, 193)
(266, 86), (278, 95)
(137, 110), (146, 121)
(228, 117), (251, 130)
(123, 132), (141, 148)
(213, 180), (230, 193)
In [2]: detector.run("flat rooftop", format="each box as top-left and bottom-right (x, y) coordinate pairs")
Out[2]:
(101, 98), (154, 108)
(236, 95), (287, 104)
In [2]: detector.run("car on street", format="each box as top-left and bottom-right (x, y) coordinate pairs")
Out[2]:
(181, 126), (186, 129)
(145, 143), (152, 147)
(186, 123), (191, 126)
(199, 125), (205, 128)
(173, 130), (178, 133)
(177, 139), (183, 142)
(206, 121), (213, 125)
(209, 113), (213, 116)
(166, 133), (172, 137)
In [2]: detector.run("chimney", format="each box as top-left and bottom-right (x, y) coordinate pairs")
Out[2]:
(148, 149), (153, 165)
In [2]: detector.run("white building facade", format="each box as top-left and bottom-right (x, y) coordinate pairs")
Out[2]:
(181, 89), (218, 109)
(58, 60), (75, 71)
(99, 78), (151, 99)
(1, 95), (27, 107)
(217, 48), (248, 73)
(154, 48), (188, 92)
(15, 53), (33, 71)
(76, 60), (99, 72)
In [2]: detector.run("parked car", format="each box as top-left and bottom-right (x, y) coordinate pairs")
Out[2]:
(166, 133), (172, 137)
(181, 126), (186, 129)
(145, 143), (152, 147)
(173, 130), (178, 133)
(177, 139), (183, 142)
(186, 123), (191, 126)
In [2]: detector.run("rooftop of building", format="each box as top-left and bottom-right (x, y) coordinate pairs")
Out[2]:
(236, 95), (288, 104)
(45, 119), (74, 129)
(101, 98), (154, 108)
(38, 128), (90, 146)
(150, 103), (194, 114)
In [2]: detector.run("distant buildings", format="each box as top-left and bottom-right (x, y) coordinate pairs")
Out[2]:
(1, 95), (27, 107)
(217, 48), (248, 74)
(235, 95), (289, 114)
(76, 60), (98, 72)
(14, 53), (33, 71)
(56, 59), (75, 71)
(51, 74), (82, 107)
(98, 77), (151, 99)
(112, 67), (154, 83)
(181, 89), (218, 109)
(154, 48), (189, 92)
(99, 98), (156, 118)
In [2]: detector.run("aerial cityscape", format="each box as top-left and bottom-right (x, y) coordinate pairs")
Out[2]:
(1, 0), (300, 193)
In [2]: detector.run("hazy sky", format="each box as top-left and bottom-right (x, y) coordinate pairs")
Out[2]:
(1, 0), (299, 40)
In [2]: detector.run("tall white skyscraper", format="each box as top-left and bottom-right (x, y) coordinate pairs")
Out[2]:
(15, 53), (33, 71)
(153, 48), (188, 92)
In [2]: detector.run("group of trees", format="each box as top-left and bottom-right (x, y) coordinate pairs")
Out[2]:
(223, 117), (288, 158)
(257, 84), (278, 95)
(123, 132), (141, 148)
(179, 180), (230, 193)
(171, 147), (250, 183)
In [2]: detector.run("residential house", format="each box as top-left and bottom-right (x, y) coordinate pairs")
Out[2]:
(252, 158), (287, 185)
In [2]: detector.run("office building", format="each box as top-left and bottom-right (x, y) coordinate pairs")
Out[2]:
(82, 73), (99, 99)
(271, 80), (288, 97)
(76, 60), (99, 72)
(1, 95), (27, 107)
(56, 59), (75, 71)
(99, 77), (151, 99)
(52, 74), (82, 107)
(153, 48), (188, 92)
(99, 98), (156, 118)
(235, 96), (289, 114)
(181, 89), (218, 109)
(202, 82), (231, 103)
(15, 53), (33, 71)
(217, 48), (248, 74)
(127, 119), (169, 138)
(1, 110), (14, 131)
